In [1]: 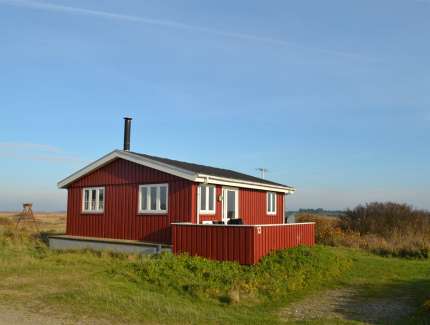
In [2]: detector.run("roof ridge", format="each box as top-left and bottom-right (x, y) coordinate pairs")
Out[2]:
(129, 151), (292, 188)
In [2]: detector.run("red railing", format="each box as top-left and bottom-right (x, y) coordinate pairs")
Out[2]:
(171, 223), (315, 265)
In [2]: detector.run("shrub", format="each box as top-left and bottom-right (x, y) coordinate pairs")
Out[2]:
(296, 213), (340, 245)
(340, 202), (430, 238)
(297, 204), (430, 259)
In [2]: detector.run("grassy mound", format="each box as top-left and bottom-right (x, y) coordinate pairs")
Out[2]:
(110, 244), (351, 304)
(0, 224), (351, 324)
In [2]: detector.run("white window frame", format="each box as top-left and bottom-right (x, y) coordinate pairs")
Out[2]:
(138, 183), (169, 214)
(222, 187), (239, 223)
(267, 192), (277, 215)
(198, 184), (216, 215)
(82, 187), (105, 213)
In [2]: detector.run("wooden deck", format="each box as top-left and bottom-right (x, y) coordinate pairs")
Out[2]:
(172, 222), (315, 264)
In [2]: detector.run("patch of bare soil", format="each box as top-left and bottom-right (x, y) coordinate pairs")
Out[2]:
(280, 288), (415, 324)
(0, 305), (113, 325)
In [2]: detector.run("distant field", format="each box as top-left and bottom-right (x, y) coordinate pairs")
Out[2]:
(0, 212), (66, 233)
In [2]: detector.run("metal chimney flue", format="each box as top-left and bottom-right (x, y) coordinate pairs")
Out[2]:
(123, 117), (132, 151)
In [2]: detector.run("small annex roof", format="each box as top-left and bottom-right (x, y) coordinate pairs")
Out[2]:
(57, 150), (295, 193)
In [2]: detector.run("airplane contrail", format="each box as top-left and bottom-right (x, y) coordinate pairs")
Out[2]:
(0, 0), (375, 61)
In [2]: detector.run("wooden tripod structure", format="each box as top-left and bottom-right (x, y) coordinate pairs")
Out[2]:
(15, 203), (39, 232)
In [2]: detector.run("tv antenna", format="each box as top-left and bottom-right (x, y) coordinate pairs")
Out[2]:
(256, 168), (268, 179)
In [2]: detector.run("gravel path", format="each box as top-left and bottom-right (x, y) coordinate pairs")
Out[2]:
(280, 288), (415, 324)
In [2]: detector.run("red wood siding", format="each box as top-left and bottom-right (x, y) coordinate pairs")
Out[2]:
(172, 223), (315, 265)
(172, 224), (255, 264)
(253, 223), (315, 263)
(66, 158), (195, 244)
(240, 188), (284, 224)
(65, 157), (288, 246)
(198, 185), (285, 225)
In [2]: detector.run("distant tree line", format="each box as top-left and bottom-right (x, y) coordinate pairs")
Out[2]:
(286, 208), (344, 217)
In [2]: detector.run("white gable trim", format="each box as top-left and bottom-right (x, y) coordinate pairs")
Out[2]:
(57, 150), (295, 193)
(57, 150), (198, 188)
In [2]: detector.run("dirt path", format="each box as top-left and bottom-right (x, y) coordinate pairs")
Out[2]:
(0, 305), (113, 325)
(0, 305), (69, 325)
(280, 288), (415, 324)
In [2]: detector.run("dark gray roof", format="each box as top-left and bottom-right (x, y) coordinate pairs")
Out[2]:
(131, 151), (292, 188)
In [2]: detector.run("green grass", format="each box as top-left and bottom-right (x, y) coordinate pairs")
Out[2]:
(1, 226), (430, 324)
(335, 247), (430, 324)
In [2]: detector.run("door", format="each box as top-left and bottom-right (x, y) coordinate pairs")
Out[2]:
(222, 188), (239, 223)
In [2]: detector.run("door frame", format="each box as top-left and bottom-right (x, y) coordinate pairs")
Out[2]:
(222, 187), (239, 223)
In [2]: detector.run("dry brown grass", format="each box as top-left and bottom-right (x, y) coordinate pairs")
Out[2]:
(297, 210), (430, 259)
(0, 212), (66, 234)
(423, 298), (430, 312)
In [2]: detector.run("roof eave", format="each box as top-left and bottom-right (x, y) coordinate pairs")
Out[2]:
(195, 174), (295, 194)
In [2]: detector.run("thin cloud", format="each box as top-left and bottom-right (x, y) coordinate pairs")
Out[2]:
(0, 152), (85, 163)
(0, 0), (375, 62)
(0, 141), (85, 163)
(0, 142), (61, 152)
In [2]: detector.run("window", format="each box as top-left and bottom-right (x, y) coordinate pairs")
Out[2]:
(267, 192), (276, 215)
(82, 187), (105, 213)
(199, 185), (216, 214)
(139, 184), (168, 213)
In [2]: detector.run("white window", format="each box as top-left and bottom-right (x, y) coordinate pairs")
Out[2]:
(267, 192), (276, 215)
(139, 184), (168, 214)
(199, 185), (216, 214)
(82, 187), (105, 213)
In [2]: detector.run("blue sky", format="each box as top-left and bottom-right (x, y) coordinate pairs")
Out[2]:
(0, 0), (429, 211)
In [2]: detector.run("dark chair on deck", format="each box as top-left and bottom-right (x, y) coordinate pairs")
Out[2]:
(227, 218), (243, 225)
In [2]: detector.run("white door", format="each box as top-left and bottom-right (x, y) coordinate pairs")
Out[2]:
(222, 188), (239, 223)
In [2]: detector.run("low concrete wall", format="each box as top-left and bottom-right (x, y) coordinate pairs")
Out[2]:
(48, 235), (172, 255)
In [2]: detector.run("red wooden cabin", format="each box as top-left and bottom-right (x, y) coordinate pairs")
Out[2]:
(55, 118), (314, 264)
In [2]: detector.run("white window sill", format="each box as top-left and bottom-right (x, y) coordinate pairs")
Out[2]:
(82, 211), (104, 214)
(199, 210), (216, 215)
(138, 211), (168, 215)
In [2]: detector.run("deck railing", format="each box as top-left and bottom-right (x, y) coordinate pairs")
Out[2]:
(171, 222), (315, 265)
